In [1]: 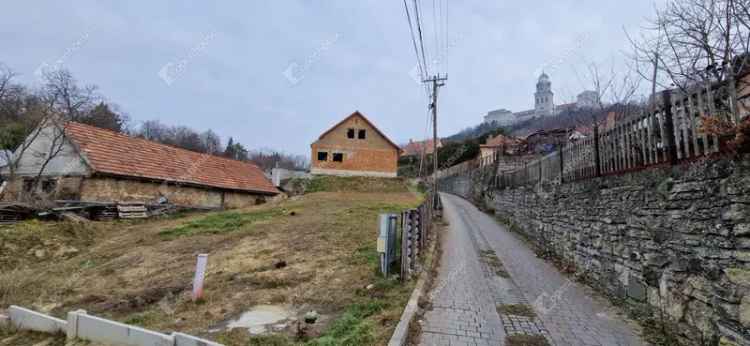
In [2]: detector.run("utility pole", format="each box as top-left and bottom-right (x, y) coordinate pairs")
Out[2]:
(423, 74), (447, 209)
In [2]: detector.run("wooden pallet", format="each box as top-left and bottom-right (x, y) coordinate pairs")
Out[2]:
(117, 203), (148, 219)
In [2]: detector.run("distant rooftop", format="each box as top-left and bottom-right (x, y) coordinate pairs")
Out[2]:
(0, 150), (11, 167)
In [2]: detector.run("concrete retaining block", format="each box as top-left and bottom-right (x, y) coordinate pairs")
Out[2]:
(75, 312), (173, 346)
(66, 309), (85, 340)
(5, 306), (224, 346)
(8, 305), (67, 334)
(0, 314), (9, 329)
(173, 332), (224, 346)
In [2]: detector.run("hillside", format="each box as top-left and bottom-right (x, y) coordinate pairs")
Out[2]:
(0, 176), (422, 346)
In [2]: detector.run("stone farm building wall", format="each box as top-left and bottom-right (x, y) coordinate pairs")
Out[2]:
(3, 176), (268, 209)
(311, 112), (399, 177)
(1, 121), (279, 209)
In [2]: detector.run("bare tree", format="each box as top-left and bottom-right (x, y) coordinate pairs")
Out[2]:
(572, 58), (643, 175)
(630, 0), (750, 123)
(0, 69), (101, 201)
(42, 69), (98, 121)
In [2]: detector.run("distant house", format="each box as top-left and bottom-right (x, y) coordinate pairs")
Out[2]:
(0, 150), (10, 170)
(0, 150), (10, 185)
(310, 111), (400, 178)
(0, 121), (279, 208)
(525, 128), (568, 154)
(479, 134), (521, 159)
(400, 138), (443, 157)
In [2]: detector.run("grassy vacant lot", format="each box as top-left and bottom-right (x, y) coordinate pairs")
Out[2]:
(0, 176), (421, 346)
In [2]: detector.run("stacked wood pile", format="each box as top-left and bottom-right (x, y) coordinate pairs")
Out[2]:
(0, 200), (218, 225)
(0, 203), (35, 225)
(116, 203), (148, 219)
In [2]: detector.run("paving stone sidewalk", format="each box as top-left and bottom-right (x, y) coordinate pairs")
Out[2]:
(417, 194), (645, 346)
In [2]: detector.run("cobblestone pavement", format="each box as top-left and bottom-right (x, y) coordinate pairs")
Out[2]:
(417, 194), (645, 346)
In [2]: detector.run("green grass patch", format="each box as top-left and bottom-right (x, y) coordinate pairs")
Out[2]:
(348, 245), (379, 266)
(123, 311), (160, 327)
(505, 334), (550, 346)
(306, 301), (386, 346)
(247, 334), (295, 346)
(158, 208), (285, 239)
(497, 304), (537, 318)
(304, 176), (409, 194)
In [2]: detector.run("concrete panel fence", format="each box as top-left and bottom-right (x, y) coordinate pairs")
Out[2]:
(2, 305), (222, 346)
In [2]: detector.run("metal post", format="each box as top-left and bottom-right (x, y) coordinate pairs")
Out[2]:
(662, 90), (678, 165)
(424, 74), (448, 209)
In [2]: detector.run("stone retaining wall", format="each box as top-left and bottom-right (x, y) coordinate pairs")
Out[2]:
(439, 156), (750, 345)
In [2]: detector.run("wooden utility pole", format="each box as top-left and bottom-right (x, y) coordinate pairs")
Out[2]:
(423, 74), (447, 209)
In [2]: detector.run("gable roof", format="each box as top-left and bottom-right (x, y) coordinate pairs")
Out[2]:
(316, 111), (401, 151)
(64, 122), (279, 195)
(401, 138), (442, 156)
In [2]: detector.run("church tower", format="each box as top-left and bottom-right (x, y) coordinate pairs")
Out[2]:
(534, 72), (554, 117)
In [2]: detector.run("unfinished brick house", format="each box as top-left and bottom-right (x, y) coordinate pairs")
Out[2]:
(311, 111), (400, 177)
(0, 121), (279, 209)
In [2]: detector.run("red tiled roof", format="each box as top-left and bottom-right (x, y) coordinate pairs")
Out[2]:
(64, 122), (279, 195)
(401, 139), (442, 156)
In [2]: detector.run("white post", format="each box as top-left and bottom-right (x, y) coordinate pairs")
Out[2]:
(192, 254), (208, 301)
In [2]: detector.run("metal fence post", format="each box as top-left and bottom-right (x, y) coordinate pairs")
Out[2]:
(593, 125), (602, 177)
(400, 210), (410, 281)
(558, 145), (565, 184)
(410, 209), (419, 271)
(662, 89), (678, 165)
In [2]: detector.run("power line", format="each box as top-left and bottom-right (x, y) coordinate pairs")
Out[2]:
(413, 0), (430, 78)
(444, 0), (449, 73)
(432, 0), (440, 73)
(403, 0), (432, 101)
(403, 0), (427, 82)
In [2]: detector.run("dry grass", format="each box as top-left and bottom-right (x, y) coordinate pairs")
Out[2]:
(0, 180), (422, 346)
(479, 249), (510, 278)
(505, 334), (550, 346)
(496, 304), (537, 318)
(0, 328), (67, 346)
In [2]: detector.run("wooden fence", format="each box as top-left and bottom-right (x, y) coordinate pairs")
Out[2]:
(444, 83), (745, 188)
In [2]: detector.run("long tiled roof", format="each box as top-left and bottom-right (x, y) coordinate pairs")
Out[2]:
(64, 122), (279, 195)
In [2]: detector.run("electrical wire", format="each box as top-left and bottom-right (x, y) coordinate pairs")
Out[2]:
(413, 0), (430, 78)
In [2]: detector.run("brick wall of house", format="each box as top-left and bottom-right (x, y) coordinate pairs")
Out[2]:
(311, 114), (398, 177)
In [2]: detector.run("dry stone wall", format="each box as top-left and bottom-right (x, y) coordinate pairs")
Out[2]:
(439, 155), (750, 345)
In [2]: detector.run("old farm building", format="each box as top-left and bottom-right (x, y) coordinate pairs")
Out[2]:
(0, 121), (279, 208)
(311, 111), (400, 177)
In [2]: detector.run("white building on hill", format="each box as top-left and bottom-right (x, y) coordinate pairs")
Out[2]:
(484, 72), (598, 126)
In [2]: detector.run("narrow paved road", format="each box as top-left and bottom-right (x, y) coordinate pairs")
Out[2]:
(418, 193), (645, 346)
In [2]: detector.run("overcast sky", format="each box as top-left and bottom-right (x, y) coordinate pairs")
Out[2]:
(2, 1), (664, 155)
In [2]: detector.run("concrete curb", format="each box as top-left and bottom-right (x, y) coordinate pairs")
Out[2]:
(387, 271), (429, 346)
(8, 305), (67, 334)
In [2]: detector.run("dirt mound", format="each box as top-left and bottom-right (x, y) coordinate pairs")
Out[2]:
(301, 176), (409, 194)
